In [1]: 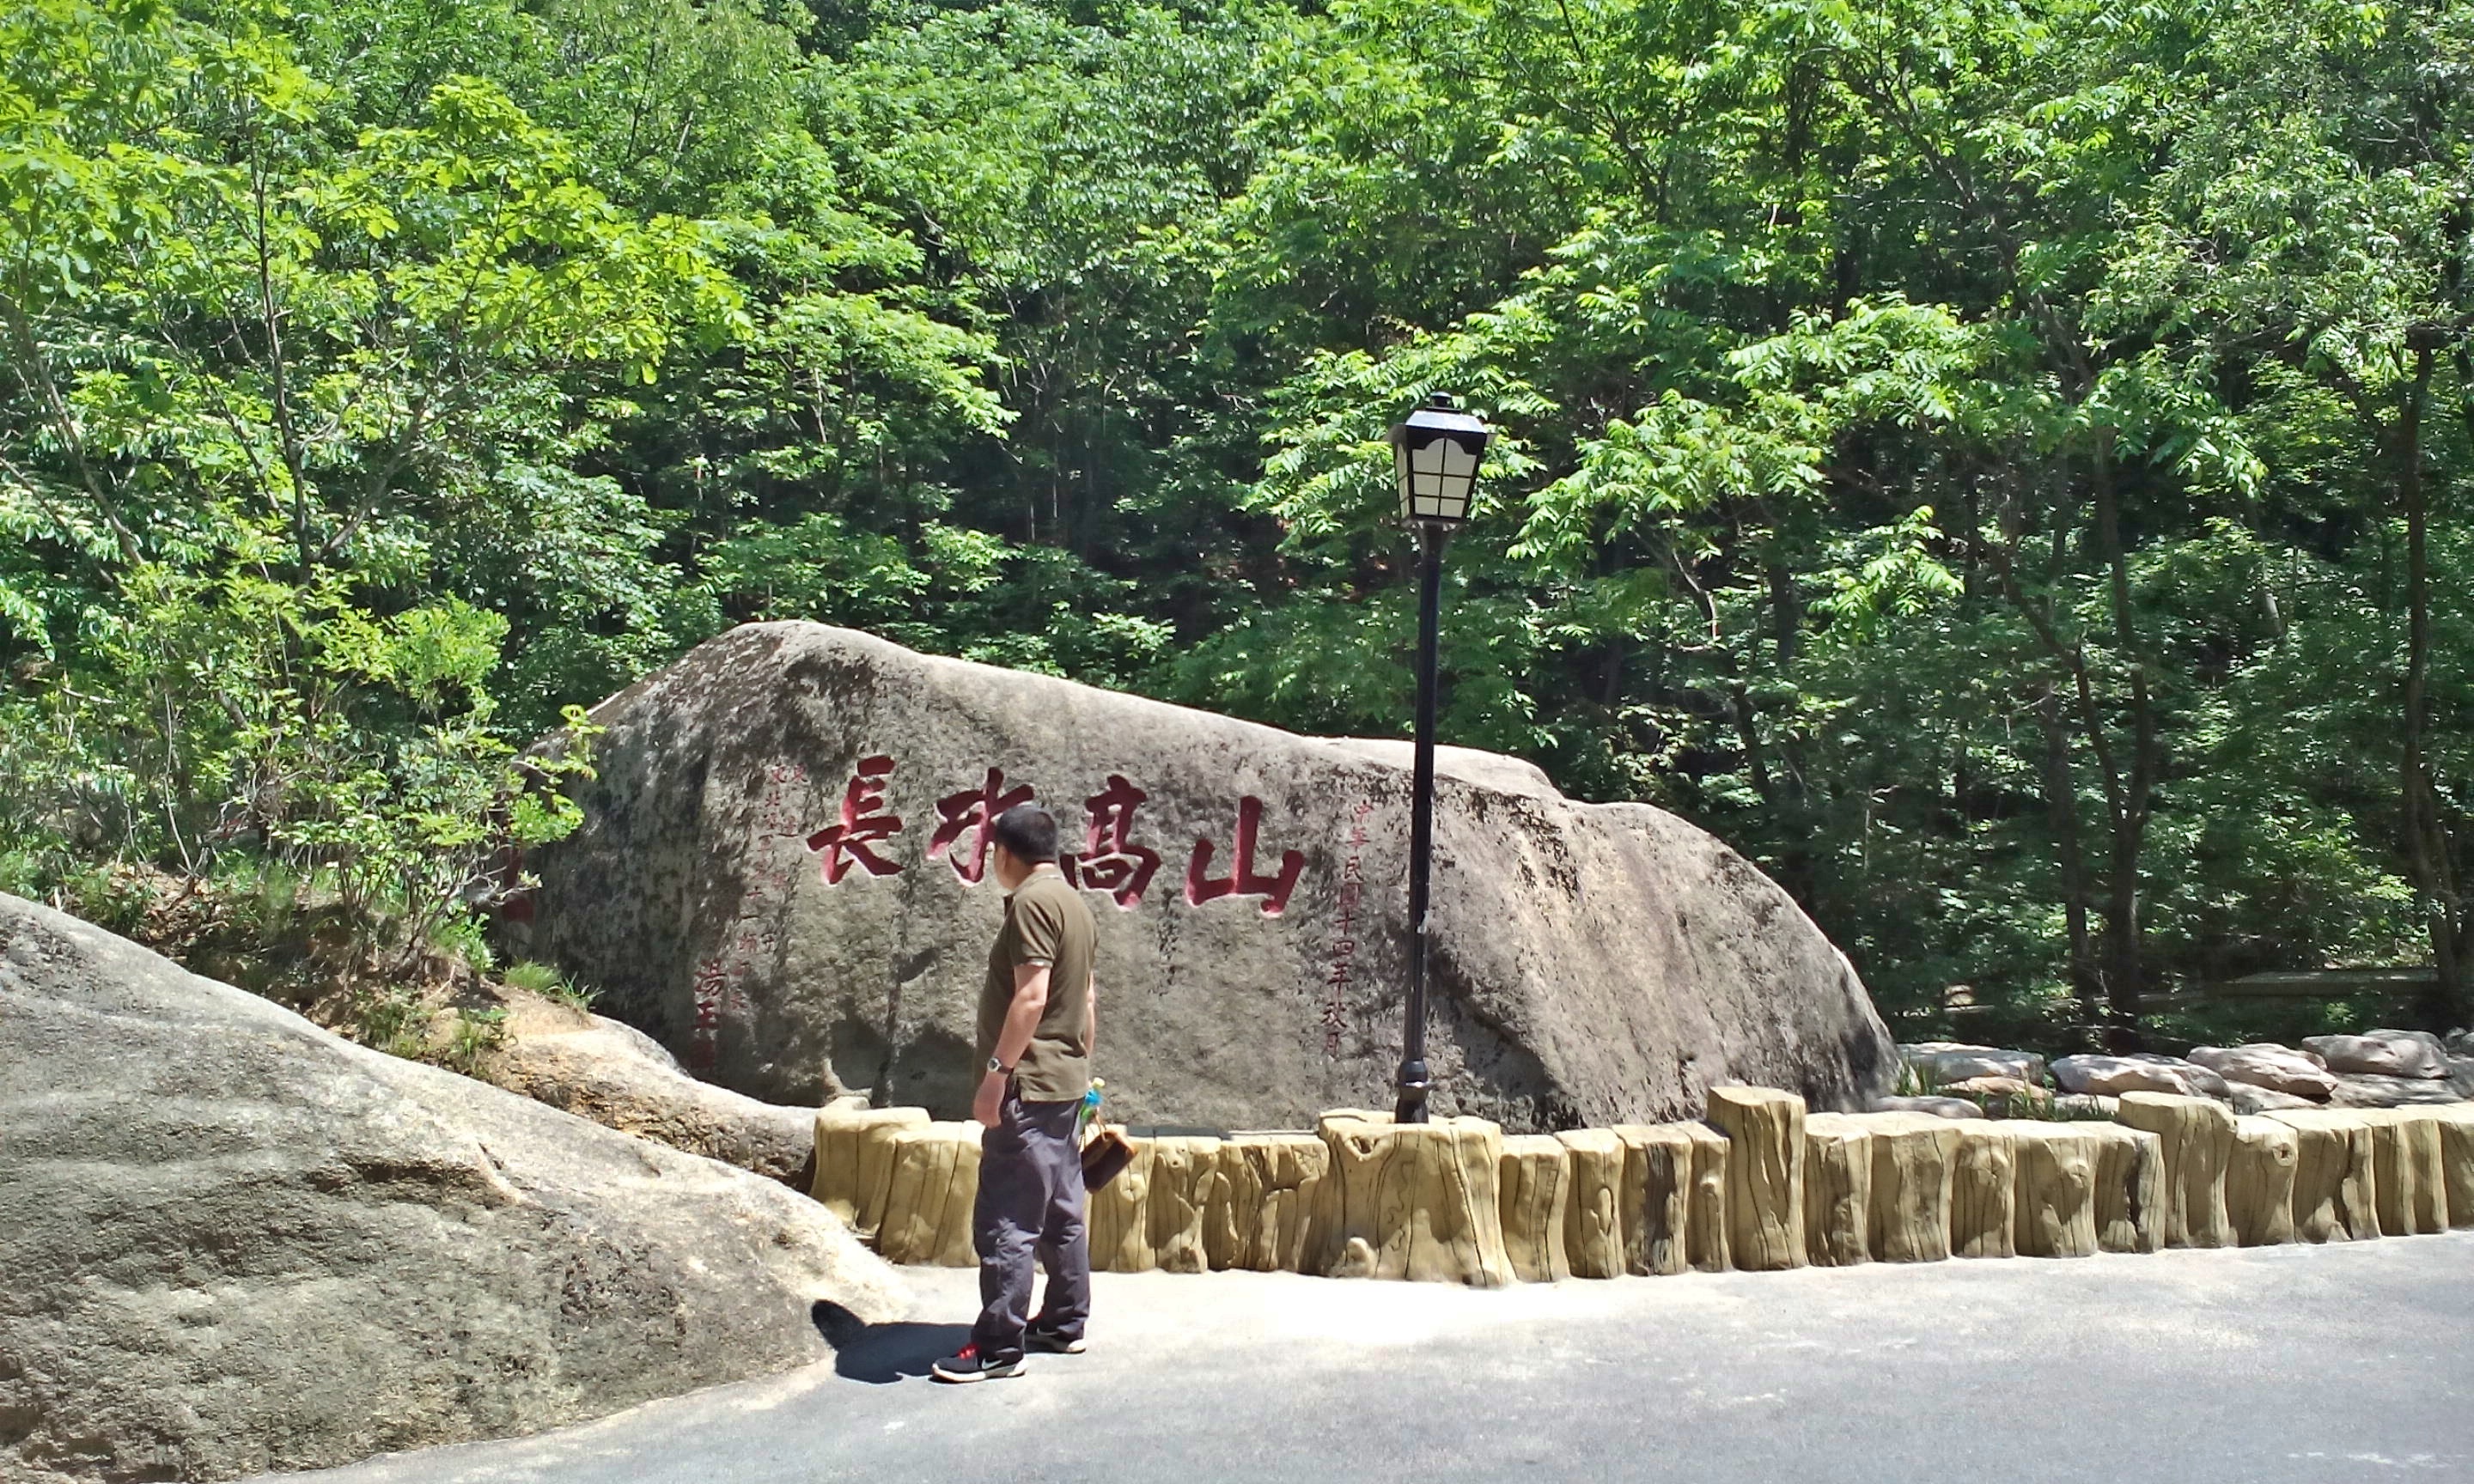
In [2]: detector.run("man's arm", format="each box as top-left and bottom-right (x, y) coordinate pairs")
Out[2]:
(973, 962), (1051, 1126)
(1085, 972), (1096, 1061)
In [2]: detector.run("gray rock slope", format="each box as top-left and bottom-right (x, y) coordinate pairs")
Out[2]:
(521, 623), (1894, 1132)
(0, 893), (900, 1484)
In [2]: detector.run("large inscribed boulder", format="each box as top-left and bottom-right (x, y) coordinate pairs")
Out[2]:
(0, 893), (899, 1484)
(521, 623), (1894, 1131)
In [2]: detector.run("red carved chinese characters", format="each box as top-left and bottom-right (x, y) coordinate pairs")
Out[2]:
(1185, 795), (1307, 916)
(930, 767), (1036, 884)
(1061, 774), (1161, 909)
(806, 756), (904, 884)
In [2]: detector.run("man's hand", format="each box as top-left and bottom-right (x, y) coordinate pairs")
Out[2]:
(972, 1069), (1007, 1128)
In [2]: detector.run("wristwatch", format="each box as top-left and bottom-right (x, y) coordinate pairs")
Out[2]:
(986, 1056), (1013, 1076)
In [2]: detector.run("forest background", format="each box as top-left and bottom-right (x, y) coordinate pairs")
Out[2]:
(3, 0), (2469, 1061)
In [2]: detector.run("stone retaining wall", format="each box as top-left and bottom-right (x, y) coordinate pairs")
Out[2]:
(814, 1094), (2474, 1285)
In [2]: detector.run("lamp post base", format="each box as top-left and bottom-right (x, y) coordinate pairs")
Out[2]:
(1392, 1058), (1431, 1124)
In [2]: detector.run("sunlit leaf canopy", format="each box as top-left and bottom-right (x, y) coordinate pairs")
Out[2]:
(1, 0), (2468, 1048)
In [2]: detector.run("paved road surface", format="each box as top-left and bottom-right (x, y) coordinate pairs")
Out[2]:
(270, 1233), (2474, 1484)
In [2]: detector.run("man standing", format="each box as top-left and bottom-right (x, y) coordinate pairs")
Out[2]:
(932, 803), (1098, 1384)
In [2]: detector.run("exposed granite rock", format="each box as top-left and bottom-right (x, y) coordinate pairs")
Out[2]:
(479, 994), (815, 1183)
(0, 893), (899, 1484)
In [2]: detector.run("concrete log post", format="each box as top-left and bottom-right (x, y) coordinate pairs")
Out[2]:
(2116, 1092), (2234, 1249)
(810, 1104), (931, 1241)
(1949, 1122), (2015, 1260)
(2436, 1108), (2474, 1231)
(1856, 1112), (1962, 1263)
(1554, 1128), (1630, 1279)
(1497, 1134), (1574, 1283)
(874, 1121), (981, 1266)
(1145, 1136), (1222, 1274)
(1802, 1113), (1874, 1267)
(1611, 1124), (1696, 1277)
(1203, 1141), (1255, 1271)
(1706, 1087), (1807, 1271)
(1208, 1134), (1327, 1272)
(2266, 1110), (2380, 1244)
(2227, 1116), (2299, 1248)
(2008, 1124), (2107, 1259)
(1314, 1111), (1514, 1286)
(2093, 1124), (2163, 1254)
(1681, 1122), (1733, 1273)
(1088, 1133), (1160, 1272)
(2363, 1110), (2447, 1237)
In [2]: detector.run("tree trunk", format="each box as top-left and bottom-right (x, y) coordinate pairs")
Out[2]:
(2088, 430), (2154, 1049)
(2040, 683), (2099, 1031)
(2397, 344), (2465, 1029)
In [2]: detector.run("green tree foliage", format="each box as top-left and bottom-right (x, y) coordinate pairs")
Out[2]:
(3, 0), (2468, 1054)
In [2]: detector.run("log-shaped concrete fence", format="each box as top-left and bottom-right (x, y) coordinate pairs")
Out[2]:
(813, 1094), (2474, 1285)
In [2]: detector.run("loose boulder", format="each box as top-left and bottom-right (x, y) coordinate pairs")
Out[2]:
(478, 994), (816, 1183)
(2228, 1083), (2317, 1116)
(2187, 1044), (2336, 1102)
(2303, 1031), (2449, 1080)
(0, 893), (900, 1484)
(2051, 1054), (2231, 1101)
(1944, 1076), (2050, 1116)
(1898, 1043), (2045, 1086)
(2329, 1073), (2465, 1109)
(1866, 1094), (1985, 1121)
(521, 623), (1894, 1132)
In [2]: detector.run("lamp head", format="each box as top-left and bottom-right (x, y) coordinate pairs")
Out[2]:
(1387, 392), (1490, 527)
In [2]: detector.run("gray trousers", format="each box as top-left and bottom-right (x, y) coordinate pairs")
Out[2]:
(972, 1091), (1091, 1360)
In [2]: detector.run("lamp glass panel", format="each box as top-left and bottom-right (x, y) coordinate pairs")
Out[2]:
(1407, 436), (1477, 520)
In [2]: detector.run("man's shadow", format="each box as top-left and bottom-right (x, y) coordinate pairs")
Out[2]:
(812, 1301), (972, 1384)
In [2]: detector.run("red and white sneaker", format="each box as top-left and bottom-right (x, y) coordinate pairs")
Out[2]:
(929, 1343), (1025, 1384)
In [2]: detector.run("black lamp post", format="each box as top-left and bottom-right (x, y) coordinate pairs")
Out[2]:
(1386, 392), (1490, 1125)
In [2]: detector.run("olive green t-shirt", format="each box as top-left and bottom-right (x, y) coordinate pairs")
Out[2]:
(976, 867), (1096, 1103)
